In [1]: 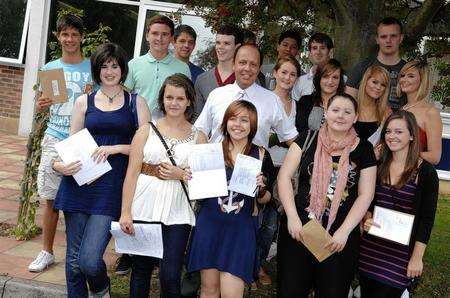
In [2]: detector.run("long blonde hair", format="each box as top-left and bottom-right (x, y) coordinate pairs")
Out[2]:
(397, 60), (430, 102)
(357, 65), (389, 123)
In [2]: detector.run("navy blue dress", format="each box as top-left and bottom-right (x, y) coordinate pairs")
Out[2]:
(54, 91), (135, 219)
(187, 145), (259, 284)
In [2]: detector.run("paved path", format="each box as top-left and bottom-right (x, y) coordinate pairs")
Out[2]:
(0, 131), (117, 291)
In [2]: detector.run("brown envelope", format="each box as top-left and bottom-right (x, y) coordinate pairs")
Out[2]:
(301, 219), (334, 262)
(38, 68), (68, 103)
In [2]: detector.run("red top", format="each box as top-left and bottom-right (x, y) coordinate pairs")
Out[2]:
(214, 67), (235, 87)
(418, 126), (428, 152)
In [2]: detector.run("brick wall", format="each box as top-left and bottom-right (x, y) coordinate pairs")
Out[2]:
(0, 64), (24, 119)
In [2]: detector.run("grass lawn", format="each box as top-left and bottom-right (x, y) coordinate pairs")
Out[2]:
(111, 196), (450, 297)
(414, 195), (450, 297)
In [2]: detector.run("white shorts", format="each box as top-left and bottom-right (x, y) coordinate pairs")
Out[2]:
(37, 134), (62, 200)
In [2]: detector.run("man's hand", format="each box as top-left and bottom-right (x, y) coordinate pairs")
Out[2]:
(36, 95), (53, 112)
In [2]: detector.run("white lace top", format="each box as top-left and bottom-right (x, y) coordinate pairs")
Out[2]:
(131, 125), (198, 226)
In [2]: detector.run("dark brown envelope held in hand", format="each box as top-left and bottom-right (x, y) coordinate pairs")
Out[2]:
(301, 219), (334, 262)
(38, 68), (68, 104)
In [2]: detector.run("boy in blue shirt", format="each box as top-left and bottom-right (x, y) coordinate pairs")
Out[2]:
(173, 24), (204, 83)
(29, 14), (93, 272)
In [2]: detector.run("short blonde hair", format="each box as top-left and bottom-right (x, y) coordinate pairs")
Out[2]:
(357, 65), (390, 123)
(397, 60), (430, 102)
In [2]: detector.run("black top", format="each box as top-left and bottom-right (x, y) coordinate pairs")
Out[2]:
(295, 94), (322, 135)
(294, 131), (377, 234)
(410, 161), (439, 248)
(347, 57), (407, 110)
(260, 148), (276, 197)
(354, 121), (379, 141)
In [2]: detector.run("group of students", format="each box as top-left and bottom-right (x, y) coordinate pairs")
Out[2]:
(29, 12), (442, 298)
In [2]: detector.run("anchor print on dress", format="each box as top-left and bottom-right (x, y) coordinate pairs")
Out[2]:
(218, 191), (244, 214)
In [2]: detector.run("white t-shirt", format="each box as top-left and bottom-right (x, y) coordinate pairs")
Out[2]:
(194, 82), (298, 148)
(292, 67), (315, 101)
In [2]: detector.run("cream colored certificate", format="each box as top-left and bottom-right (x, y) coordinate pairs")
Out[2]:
(368, 206), (415, 245)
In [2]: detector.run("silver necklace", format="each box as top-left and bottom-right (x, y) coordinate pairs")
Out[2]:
(402, 100), (422, 111)
(101, 88), (122, 103)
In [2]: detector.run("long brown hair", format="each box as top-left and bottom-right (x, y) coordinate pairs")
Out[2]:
(357, 65), (389, 123)
(378, 110), (420, 188)
(311, 58), (345, 106)
(220, 101), (258, 167)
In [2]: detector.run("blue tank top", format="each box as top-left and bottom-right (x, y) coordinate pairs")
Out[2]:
(54, 91), (136, 219)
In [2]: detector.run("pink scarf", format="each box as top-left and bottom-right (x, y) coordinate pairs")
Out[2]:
(307, 124), (357, 231)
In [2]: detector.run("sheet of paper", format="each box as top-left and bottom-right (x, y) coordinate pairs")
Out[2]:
(110, 222), (163, 258)
(188, 143), (228, 200)
(367, 125), (382, 146)
(301, 219), (334, 262)
(54, 128), (112, 186)
(368, 206), (415, 245)
(38, 68), (68, 103)
(228, 153), (262, 197)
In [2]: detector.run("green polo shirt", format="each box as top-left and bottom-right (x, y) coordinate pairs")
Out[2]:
(124, 52), (191, 111)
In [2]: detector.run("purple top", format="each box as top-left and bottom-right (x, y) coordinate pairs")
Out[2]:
(359, 172), (417, 289)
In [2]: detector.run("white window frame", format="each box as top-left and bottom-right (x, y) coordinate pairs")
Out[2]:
(133, 1), (199, 58)
(0, 0), (31, 66)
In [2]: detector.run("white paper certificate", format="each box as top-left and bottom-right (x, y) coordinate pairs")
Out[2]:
(367, 126), (382, 146)
(188, 143), (228, 200)
(54, 128), (112, 186)
(228, 153), (262, 196)
(368, 206), (415, 245)
(110, 222), (163, 258)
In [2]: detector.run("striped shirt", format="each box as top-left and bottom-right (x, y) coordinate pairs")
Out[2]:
(359, 174), (417, 289)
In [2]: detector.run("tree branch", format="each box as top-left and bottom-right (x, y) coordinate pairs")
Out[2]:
(405, 0), (445, 38)
(328, 0), (352, 25)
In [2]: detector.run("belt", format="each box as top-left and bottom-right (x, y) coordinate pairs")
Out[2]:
(141, 163), (159, 177)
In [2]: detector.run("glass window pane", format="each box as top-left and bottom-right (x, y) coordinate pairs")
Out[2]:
(48, 0), (138, 61)
(0, 0), (28, 59)
(139, 10), (214, 65)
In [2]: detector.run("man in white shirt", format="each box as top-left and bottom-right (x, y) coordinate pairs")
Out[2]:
(195, 43), (298, 148)
(292, 32), (334, 100)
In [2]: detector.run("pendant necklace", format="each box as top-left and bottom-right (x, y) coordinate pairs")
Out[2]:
(101, 88), (122, 103)
(402, 100), (422, 111)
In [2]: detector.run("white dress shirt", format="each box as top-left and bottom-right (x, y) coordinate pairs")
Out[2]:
(194, 82), (298, 148)
(292, 67), (315, 101)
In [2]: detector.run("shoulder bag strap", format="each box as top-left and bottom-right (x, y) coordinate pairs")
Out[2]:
(149, 122), (192, 208)
(296, 129), (318, 173)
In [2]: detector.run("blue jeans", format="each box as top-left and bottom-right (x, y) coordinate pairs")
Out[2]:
(64, 212), (112, 298)
(130, 224), (191, 298)
(257, 204), (279, 265)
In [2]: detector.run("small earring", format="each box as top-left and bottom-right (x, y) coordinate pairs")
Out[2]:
(409, 137), (413, 141)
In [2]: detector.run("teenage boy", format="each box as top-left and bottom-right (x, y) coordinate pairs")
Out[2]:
(124, 15), (191, 112)
(194, 25), (243, 119)
(173, 24), (204, 83)
(346, 17), (406, 109)
(29, 14), (92, 272)
(292, 32), (334, 100)
(260, 29), (302, 90)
